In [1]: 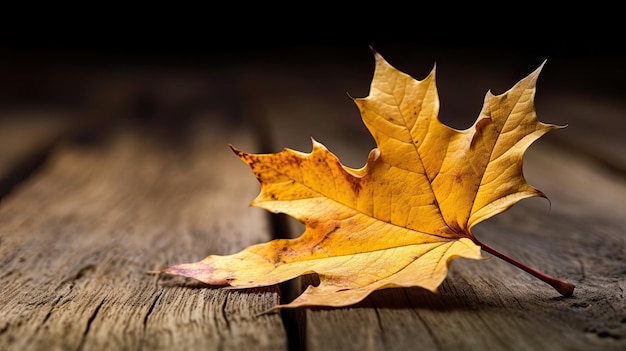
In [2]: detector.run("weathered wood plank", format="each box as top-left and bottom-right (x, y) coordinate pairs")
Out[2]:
(249, 60), (626, 351)
(0, 115), (287, 350)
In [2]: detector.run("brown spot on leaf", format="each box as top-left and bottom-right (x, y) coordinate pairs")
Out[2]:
(266, 241), (296, 265)
(284, 153), (303, 167)
(454, 173), (463, 184)
(446, 222), (463, 235)
(346, 174), (361, 194)
(321, 225), (340, 243)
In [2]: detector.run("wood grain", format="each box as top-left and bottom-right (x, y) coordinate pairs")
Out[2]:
(0, 116), (287, 350)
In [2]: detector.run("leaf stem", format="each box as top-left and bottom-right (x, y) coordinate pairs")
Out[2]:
(473, 237), (575, 297)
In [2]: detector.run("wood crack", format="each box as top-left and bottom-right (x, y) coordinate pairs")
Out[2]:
(76, 297), (105, 351)
(138, 290), (162, 351)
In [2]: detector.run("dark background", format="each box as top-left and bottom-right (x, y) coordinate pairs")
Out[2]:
(0, 10), (623, 120)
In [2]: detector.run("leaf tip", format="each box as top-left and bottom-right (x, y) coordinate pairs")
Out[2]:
(229, 143), (242, 155)
(369, 45), (386, 65)
(156, 260), (233, 286)
(368, 45), (379, 56)
(230, 144), (254, 164)
(256, 305), (284, 316)
(529, 59), (548, 80)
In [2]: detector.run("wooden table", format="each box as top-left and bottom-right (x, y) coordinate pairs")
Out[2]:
(1, 48), (624, 350)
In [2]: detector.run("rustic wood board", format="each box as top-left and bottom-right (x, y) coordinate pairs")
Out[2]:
(249, 61), (626, 351)
(0, 115), (287, 350)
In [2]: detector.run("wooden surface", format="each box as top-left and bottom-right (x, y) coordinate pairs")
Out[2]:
(1, 49), (625, 351)
(0, 105), (286, 349)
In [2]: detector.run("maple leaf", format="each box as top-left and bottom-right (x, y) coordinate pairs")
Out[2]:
(153, 49), (575, 310)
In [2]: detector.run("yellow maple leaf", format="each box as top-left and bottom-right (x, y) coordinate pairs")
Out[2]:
(154, 49), (575, 310)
